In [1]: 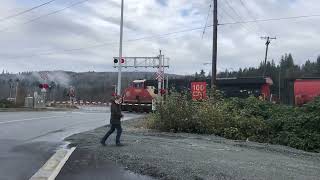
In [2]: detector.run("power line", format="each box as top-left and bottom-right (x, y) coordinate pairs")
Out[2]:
(0, 0), (58, 23)
(0, 0), (90, 33)
(202, 4), (212, 39)
(5, 25), (212, 60)
(219, 14), (320, 25)
(4, 10), (320, 60)
(238, 0), (269, 35)
(223, 0), (259, 35)
(219, 2), (252, 34)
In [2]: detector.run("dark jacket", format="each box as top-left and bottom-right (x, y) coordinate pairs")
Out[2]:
(110, 102), (123, 125)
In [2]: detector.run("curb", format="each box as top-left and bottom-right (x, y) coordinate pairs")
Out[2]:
(0, 108), (74, 112)
(30, 147), (76, 180)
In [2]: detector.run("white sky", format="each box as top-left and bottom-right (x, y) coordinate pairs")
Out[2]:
(0, 0), (320, 75)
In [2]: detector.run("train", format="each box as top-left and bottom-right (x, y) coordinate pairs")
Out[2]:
(294, 78), (320, 105)
(120, 77), (274, 112)
(120, 77), (320, 112)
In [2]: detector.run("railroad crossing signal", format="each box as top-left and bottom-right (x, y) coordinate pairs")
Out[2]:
(156, 68), (164, 81)
(113, 56), (169, 68)
(112, 52), (170, 98)
(39, 84), (49, 89)
(68, 86), (76, 97)
(114, 58), (125, 64)
(39, 71), (49, 80)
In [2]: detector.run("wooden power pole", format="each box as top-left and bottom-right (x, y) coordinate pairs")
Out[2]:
(211, 0), (218, 89)
(261, 36), (276, 77)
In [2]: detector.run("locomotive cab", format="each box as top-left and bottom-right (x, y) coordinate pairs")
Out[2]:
(131, 80), (146, 89)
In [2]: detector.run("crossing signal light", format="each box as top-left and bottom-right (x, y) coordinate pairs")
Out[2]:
(113, 58), (124, 64)
(38, 84), (49, 89)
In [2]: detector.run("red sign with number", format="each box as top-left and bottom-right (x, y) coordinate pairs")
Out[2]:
(191, 82), (207, 100)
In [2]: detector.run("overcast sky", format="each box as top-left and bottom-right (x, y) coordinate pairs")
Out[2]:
(0, 0), (320, 75)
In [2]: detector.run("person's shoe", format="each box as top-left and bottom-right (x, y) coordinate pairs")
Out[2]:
(116, 143), (123, 146)
(100, 140), (106, 146)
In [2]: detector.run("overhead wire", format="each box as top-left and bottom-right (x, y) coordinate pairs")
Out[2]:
(5, 11), (320, 60)
(219, 1), (252, 34)
(223, 0), (260, 36)
(219, 14), (320, 25)
(238, 0), (269, 35)
(0, 0), (90, 33)
(0, 0), (58, 22)
(202, 4), (212, 39)
(5, 25), (212, 60)
(3, 0), (320, 61)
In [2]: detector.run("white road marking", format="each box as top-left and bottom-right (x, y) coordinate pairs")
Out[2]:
(30, 147), (76, 180)
(0, 116), (70, 125)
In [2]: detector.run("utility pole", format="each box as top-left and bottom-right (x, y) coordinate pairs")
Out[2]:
(211, 0), (218, 89)
(261, 36), (276, 77)
(278, 65), (281, 103)
(15, 79), (19, 104)
(117, 0), (124, 96)
(158, 50), (163, 97)
(8, 79), (13, 99)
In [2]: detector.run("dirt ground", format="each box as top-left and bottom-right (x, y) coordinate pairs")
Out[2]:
(61, 118), (320, 180)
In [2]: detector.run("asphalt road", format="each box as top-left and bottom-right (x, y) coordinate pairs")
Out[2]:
(0, 107), (142, 180)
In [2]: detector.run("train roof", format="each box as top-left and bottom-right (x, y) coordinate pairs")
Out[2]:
(145, 77), (273, 87)
(295, 77), (320, 80)
(133, 79), (146, 83)
(215, 77), (273, 86)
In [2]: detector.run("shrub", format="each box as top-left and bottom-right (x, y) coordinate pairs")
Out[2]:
(146, 93), (320, 152)
(0, 99), (16, 108)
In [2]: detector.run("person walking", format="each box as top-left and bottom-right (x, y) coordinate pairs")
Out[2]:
(100, 95), (123, 146)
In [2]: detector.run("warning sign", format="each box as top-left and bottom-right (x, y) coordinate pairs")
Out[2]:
(191, 82), (207, 100)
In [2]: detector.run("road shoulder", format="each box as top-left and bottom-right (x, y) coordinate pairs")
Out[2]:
(58, 118), (320, 180)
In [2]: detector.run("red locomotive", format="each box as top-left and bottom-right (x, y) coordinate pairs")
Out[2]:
(121, 80), (157, 113)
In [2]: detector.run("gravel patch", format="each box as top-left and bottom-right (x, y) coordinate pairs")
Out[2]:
(64, 118), (320, 180)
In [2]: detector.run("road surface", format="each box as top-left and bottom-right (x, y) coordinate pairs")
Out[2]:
(0, 107), (142, 180)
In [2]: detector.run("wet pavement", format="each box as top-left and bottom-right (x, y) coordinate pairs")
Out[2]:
(0, 107), (143, 180)
(56, 148), (154, 180)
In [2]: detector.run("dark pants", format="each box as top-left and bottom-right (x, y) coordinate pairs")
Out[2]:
(101, 124), (122, 144)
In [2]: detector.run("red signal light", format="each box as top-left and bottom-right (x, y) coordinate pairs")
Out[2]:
(121, 58), (125, 63)
(43, 84), (49, 89)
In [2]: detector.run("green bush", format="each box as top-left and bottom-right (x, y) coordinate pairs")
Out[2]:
(147, 93), (320, 152)
(0, 99), (16, 108)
